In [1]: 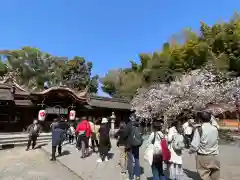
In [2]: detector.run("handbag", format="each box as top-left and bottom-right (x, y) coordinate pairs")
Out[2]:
(144, 132), (156, 165)
(161, 137), (171, 161)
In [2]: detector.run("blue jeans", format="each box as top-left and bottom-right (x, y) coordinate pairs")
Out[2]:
(151, 155), (166, 180)
(127, 146), (141, 180)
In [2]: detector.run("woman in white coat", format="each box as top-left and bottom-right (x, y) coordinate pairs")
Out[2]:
(146, 120), (166, 180)
(167, 121), (184, 180)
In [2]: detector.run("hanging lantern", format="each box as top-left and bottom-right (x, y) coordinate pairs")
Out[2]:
(69, 110), (76, 120)
(38, 110), (46, 121)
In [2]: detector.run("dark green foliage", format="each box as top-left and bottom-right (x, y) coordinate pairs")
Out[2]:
(101, 12), (240, 99)
(0, 47), (98, 92)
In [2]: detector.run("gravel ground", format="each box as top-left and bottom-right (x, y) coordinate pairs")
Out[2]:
(0, 147), (81, 180)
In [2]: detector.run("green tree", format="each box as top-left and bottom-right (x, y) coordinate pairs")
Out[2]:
(101, 12), (240, 99)
(0, 47), (98, 92)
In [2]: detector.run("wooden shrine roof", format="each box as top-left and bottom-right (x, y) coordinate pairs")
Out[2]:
(88, 96), (131, 110)
(0, 88), (14, 101)
(0, 80), (131, 110)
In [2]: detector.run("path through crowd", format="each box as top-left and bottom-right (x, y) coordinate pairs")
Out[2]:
(0, 139), (239, 180)
(42, 139), (240, 180)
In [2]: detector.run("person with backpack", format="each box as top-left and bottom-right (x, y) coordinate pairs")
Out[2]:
(123, 113), (143, 180)
(146, 120), (166, 180)
(189, 111), (220, 180)
(167, 121), (185, 180)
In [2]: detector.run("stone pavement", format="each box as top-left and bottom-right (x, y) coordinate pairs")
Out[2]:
(42, 139), (240, 180)
(42, 139), (189, 180)
(0, 146), (80, 180)
(42, 140), (126, 180)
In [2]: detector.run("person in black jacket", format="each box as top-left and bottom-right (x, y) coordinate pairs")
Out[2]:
(51, 123), (64, 161)
(97, 117), (111, 163)
(122, 113), (142, 180)
(58, 118), (69, 144)
(114, 121), (127, 173)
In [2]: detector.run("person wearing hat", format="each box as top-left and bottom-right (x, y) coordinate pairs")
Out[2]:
(97, 117), (111, 162)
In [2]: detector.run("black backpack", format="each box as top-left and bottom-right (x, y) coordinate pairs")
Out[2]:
(130, 125), (143, 147)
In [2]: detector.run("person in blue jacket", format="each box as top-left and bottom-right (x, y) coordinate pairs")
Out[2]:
(51, 123), (64, 161)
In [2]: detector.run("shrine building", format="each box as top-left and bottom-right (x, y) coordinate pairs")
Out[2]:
(0, 75), (131, 132)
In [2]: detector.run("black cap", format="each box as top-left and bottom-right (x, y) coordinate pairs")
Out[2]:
(197, 111), (211, 122)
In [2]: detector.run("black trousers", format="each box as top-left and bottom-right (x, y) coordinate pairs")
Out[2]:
(69, 135), (74, 143)
(91, 139), (99, 151)
(99, 146), (108, 161)
(27, 135), (37, 149)
(184, 134), (192, 148)
(75, 133), (79, 148)
(52, 144), (62, 160)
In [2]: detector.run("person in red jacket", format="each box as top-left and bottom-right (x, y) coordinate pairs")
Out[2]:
(75, 118), (92, 158)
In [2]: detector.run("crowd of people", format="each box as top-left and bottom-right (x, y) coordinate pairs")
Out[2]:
(25, 110), (220, 180)
(48, 117), (112, 162)
(143, 111), (220, 180)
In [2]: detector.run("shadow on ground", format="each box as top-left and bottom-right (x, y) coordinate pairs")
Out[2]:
(140, 166), (144, 174)
(184, 168), (200, 180)
(108, 152), (114, 160)
(60, 150), (71, 156)
(35, 144), (47, 149)
(146, 176), (166, 180)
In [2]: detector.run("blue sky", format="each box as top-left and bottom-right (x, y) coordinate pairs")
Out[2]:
(0, 0), (239, 96)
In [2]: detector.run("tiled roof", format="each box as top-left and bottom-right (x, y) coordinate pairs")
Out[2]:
(0, 88), (13, 101)
(88, 96), (131, 110)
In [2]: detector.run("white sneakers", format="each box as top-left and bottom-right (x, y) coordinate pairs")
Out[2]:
(97, 158), (102, 163)
(97, 157), (109, 163)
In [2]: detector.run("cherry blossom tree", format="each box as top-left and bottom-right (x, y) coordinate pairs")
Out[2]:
(131, 66), (240, 126)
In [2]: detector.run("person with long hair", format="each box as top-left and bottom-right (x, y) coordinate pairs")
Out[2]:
(146, 120), (166, 180)
(90, 118), (100, 152)
(115, 121), (127, 173)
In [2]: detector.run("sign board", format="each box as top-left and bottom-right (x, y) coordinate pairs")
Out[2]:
(46, 107), (68, 115)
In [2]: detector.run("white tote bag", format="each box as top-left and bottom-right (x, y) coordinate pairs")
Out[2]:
(144, 144), (154, 165)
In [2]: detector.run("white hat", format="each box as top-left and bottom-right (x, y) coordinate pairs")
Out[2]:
(101, 117), (108, 124)
(189, 119), (194, 123)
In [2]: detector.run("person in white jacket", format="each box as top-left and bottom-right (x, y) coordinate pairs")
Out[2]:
(146, 120), (166, 180)
(167, 121), (184, 180)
